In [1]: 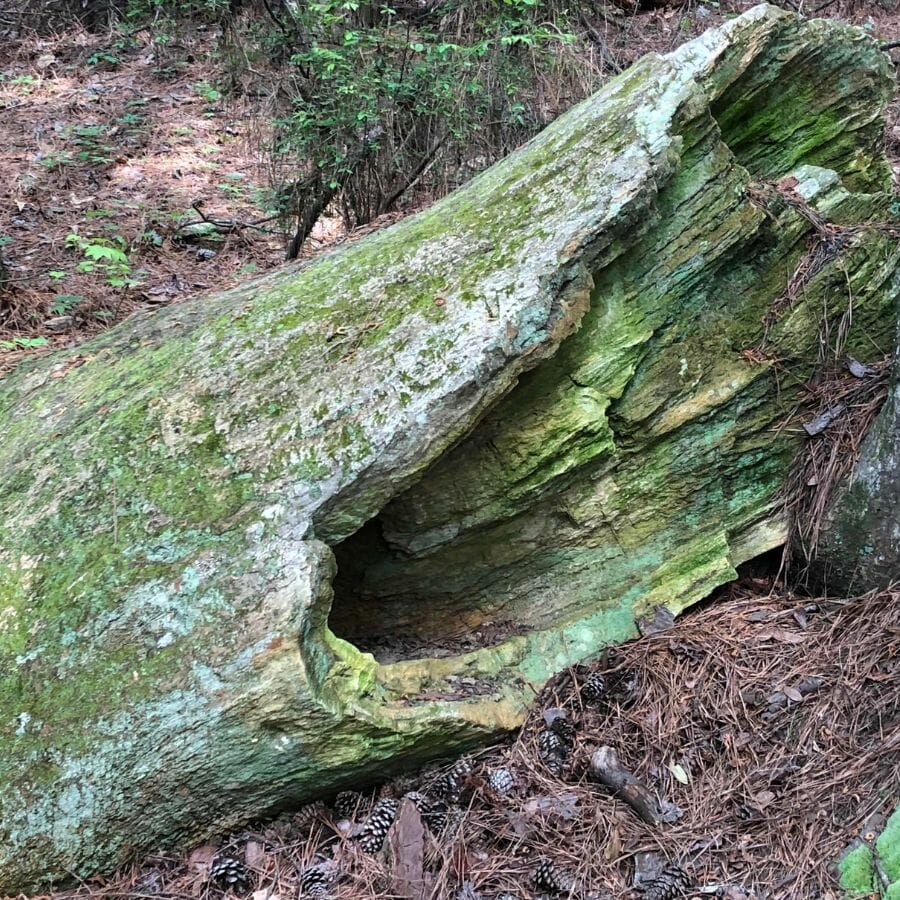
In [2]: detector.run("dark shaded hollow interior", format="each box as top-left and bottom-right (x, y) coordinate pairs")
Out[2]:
(330, 518), (533, 664)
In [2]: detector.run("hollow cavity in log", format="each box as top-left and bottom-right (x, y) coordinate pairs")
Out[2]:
(325, 23), (897, 664)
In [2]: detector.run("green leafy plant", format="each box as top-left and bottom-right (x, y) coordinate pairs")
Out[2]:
(263, 0), (584, 256)
(39, 151), (76, 170)
(11, 75), (36, 93)
(49, 294), (83, 315)
(193, 81), (222, 103)
(87, 49), (121, 67)
(85, 208), (117, 220)
(48, 270), (68, 281)
(68, 124), (115, 165)
(0, 336), (49, 350)
(65, 233), (137, 288)
(217, 173), (245, 198)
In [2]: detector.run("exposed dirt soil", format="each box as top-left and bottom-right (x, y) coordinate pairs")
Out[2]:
(21, 581), (899, 900)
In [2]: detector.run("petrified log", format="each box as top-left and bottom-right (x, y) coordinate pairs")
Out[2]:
(1, 5), (898, 891)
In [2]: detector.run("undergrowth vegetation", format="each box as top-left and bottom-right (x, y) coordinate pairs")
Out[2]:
(238, 0), (603, 257)
(0, 0), (894, 363)
(9, 0), (615, 256)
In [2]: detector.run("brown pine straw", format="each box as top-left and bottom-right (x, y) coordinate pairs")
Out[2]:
(21, 582), (899, 900)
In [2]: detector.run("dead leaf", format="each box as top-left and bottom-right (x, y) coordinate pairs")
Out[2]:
(244, 839), (267, 870)
(523, 792), (579, 821)
(721, 889), (750, 900)
(782, 686), (804, 703)
(187, 844), (216, 874)
(637, 605), (675, 636)
(753, 790), (776, 810)
(802, 404), (846, 436)
(252, 890), (279, 900)
(659, 800), (684, 824)
(847, 356), (871, 378)
(504, 809), (533, 838)
(542, 707), (570, 729)
(605, 824), (623, 861)
(745, 609), (771, 623)
(797, 676), (824, 695)
(633, 850), (665, 885)
(187, 844), (217, 898)
(668, 762), (690, 785)
(757, 628), (806, 644)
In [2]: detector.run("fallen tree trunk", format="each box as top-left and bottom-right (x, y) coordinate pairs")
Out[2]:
(1, 5), (898, 891)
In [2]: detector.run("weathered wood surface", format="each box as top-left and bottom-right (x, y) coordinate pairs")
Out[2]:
(1, 5), (898, 891)
(589, 746), (680, 826)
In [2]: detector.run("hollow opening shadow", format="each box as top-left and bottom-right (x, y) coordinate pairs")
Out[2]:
(330, 518), (532, 664)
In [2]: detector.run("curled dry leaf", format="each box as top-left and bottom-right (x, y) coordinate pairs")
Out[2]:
(756, 628), (806, 645)
(523, 792), (580, 821)
(243, 840), (268, 871)
(847, 356), (871, 378)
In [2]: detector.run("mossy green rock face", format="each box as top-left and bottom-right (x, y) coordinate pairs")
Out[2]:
(811, 312), (900, 594)
(0, 5), (897, 891)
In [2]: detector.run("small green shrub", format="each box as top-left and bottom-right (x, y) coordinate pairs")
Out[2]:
(65, 233), (138, 288)
(49, 294), (84, 315)
(0, 336), (49, 350)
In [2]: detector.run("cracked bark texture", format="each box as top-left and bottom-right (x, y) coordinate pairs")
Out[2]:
(0, 5), (898, 891)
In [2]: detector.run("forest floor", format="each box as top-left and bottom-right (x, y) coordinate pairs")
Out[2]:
(23, 579), (900, 900)
(2, 2), (900, 899)
(2, 1), (900, 376)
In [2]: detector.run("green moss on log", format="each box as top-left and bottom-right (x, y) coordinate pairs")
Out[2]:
(0, 5), (897, 892)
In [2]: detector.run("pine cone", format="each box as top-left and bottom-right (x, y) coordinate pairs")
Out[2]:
(537, 729), (568, 776)
(402, 789), (450, 835)
(487, 767), (515, 796)
(402, 790), (431, 811)
(377, 782), (399, 800)
(533, 858), (575, 895)
(581, 671), (607, 705)
(636, 864), (691, 899)
(433, 757), (474, 801)
(332, 790), (364, 820)
(548, 714), (577, 745)
(392, 772), (421, 795)
(298, 859), (338, 897)
(439, 805), (467, 841)
(134, 869), (164, 895)
(613, 670), (639, 705)
(421, 800), (449, 835)
(356, 797), (400, 852)
(209, 855), (250, 891)
(293, 801), (328, 830)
